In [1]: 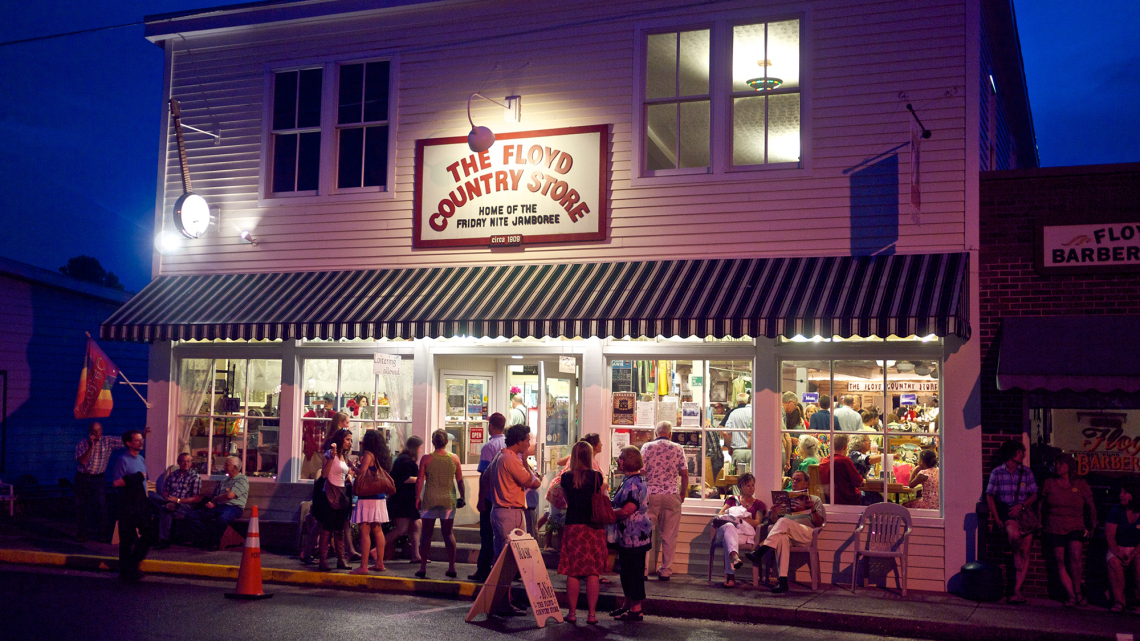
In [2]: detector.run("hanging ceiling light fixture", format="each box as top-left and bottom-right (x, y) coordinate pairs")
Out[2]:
(466, 93), (521, 152)
(746, 59), (782, 91)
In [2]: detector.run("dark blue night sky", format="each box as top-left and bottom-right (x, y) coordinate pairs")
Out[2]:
(1, 1), (1137, 292)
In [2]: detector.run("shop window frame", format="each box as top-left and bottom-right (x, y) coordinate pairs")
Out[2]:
(775, 340), (944, 518)
(630, 8), (812, 188)
(258, 53), (399, 206)
(173, 352), (285, 482)
(604, 342), (757, 515)
(297, 350), (415, 481)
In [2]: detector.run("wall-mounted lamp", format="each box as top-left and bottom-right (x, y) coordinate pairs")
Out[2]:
(239, 230), (259, 246)
(466, 93), (522, 152)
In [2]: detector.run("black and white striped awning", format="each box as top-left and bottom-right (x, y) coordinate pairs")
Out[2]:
(101, 253), (970, 342)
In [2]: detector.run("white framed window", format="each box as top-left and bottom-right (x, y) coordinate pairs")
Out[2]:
(270, 68), (323, 194)
(261, 56), (397, 203)
(175, 358), (283, 479)
(299, 356), (414, 481)
(635, 13), (807, 182)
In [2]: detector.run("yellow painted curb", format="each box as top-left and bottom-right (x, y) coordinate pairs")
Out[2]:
(0, 549), (476, 598)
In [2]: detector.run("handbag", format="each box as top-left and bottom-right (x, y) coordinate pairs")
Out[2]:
(355, 455), (396, 497)
(591, 474), (617, 526)
(1003, 467), (1041, 533)
(325, 479), (346, 510)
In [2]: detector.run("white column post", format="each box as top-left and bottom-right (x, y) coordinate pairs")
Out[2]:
(277, 339), (300, 482)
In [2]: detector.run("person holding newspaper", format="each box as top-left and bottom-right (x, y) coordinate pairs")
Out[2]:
(745, 469), (826, 594)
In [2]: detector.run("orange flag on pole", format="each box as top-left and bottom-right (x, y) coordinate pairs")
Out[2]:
(74, 338), (120, 419)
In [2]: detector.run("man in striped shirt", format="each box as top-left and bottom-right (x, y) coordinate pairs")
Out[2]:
(74, 422), (150, 542)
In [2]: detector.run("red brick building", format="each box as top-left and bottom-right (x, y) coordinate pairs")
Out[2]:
(979, 162), (1140, 598)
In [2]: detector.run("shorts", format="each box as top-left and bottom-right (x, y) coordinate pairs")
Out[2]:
(420, 506), (456, 520)
(1108, 546), (1136, 564)
(1043, 530), (1084, 549)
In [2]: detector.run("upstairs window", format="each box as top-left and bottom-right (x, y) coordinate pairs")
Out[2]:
(264, 58), (394, 200)
(639, 17), (803, 178)
(336, 61), (390, 190)
(644, 29), (711, 171)
(731, 20), (801, 166)
(271, 68), (322, 193)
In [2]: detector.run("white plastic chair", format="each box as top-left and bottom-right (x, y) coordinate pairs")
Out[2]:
(851, 502), (912, 596)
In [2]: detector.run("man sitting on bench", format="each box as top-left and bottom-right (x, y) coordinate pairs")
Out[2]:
(191, 456), (248, 550)
(152, 453), (203, 549)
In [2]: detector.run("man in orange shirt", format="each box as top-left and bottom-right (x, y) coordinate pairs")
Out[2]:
(486, 424), (542, 558)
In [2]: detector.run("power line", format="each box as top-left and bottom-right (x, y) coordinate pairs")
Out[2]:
(0, 21), (142, 48)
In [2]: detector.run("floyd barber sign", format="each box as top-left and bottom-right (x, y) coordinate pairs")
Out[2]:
(1036, 220), (1140, 275)
(414, 125), (608, 248)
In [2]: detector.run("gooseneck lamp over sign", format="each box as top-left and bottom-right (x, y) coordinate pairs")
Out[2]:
(170, 98), (211, 239)
(466, 93), (521, 153)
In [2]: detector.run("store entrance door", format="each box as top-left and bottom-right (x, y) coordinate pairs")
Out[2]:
(506, 357), (580, 527)
(439, 372), (493, 467)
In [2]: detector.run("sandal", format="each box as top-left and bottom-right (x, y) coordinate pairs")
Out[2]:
(445, 570), (457, 578)
(414, 570), (427, 579)
(609, 606), (629, 618)
(1076, 595), (1088, 607)
(565, 612), (577, 623)
(1007, 595), (1027, 605)
(586, 617), (598, 625)
(731, 555), (744, 571)
(615, 610), (643, 622)
(1110, 602), (1124, 613)
(1063, 598), (1076, 608)
(721, 578), (736, 588)
(600, 577), (614, 585)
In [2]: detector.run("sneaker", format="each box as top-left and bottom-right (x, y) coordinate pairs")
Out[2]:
(770, 577), (789, 594)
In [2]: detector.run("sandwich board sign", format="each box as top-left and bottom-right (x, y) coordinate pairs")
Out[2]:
(466, 529), (563, 628)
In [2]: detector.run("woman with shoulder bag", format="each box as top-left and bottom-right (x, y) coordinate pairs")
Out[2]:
(350, 429), (395, 575)
(985, 440), (1038, 604)
(559, 440), (608, 624)
(385, 436), (424, 563)
(608, 446), (653, 622)
(314, 423), (355, 572)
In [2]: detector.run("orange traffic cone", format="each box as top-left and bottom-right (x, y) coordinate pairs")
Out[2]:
(225, 505), (273, 600)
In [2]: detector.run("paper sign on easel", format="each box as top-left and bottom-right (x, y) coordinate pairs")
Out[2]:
(466, 529), (563, 628)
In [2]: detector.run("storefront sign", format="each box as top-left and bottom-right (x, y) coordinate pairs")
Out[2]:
(846, 381), (939, 392)
(466, 530), (562, 628)
(469, 426), (484, 456)
(1053, 409), (1140, 454)
(414, 125), (608, 248)
(900, 393), (918, 404)
(1072, 451), (1140, 475)
(1036, 220), (1140, 275)
(559, 356), (576, 374)
(802, 392), (819, 403)
(373, 353), (401, 376)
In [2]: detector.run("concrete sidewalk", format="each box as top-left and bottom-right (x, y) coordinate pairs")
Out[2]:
(2, 516), (1137, 641)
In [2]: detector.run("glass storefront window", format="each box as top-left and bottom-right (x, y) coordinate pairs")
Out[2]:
(175, 358), (283, 478)
(300, 356), (414, 479)
(608, 358), (753, 500)
(780, 358), (941, 512)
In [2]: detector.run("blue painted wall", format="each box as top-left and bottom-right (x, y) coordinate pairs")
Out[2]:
(0, 261), (149, 488)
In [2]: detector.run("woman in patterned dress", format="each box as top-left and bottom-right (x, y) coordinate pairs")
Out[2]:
(558, 440), (607, 624)
(609, 446), (653, 622)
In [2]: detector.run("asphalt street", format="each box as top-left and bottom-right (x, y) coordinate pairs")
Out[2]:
(4, 566), (927, 641)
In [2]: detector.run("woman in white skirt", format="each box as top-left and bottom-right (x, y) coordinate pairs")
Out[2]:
(350, 429), (394, 575)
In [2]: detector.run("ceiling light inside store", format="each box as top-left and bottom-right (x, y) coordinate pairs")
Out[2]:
(896, 361), (915, 372)
(511, 355), (523, 359)
(914, 363), (931, 377)
(921, 334), (937, 342)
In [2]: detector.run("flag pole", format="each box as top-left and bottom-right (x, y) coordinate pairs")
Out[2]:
(85, 332), (151, 409)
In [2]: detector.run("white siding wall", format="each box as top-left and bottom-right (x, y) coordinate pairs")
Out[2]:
(155, 0), (968, 275)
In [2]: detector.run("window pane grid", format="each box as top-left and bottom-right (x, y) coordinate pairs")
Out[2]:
(644, 29), (710, 172)
(780, 358), (940, 512)
(271, 69), (322, 193)
(730, 20), (800, 167)
(335, 61), (390, 190)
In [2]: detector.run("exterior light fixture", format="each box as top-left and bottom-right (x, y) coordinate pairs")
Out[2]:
(239, 230), (259, 246)
(466, 93), (522, 152)
(155, 231), (183, 255)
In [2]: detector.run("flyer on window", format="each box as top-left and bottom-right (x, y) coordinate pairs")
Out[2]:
(681, 401), (701, 427)
(635, 401), (655, 426)
(611, 392), (636, 426)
